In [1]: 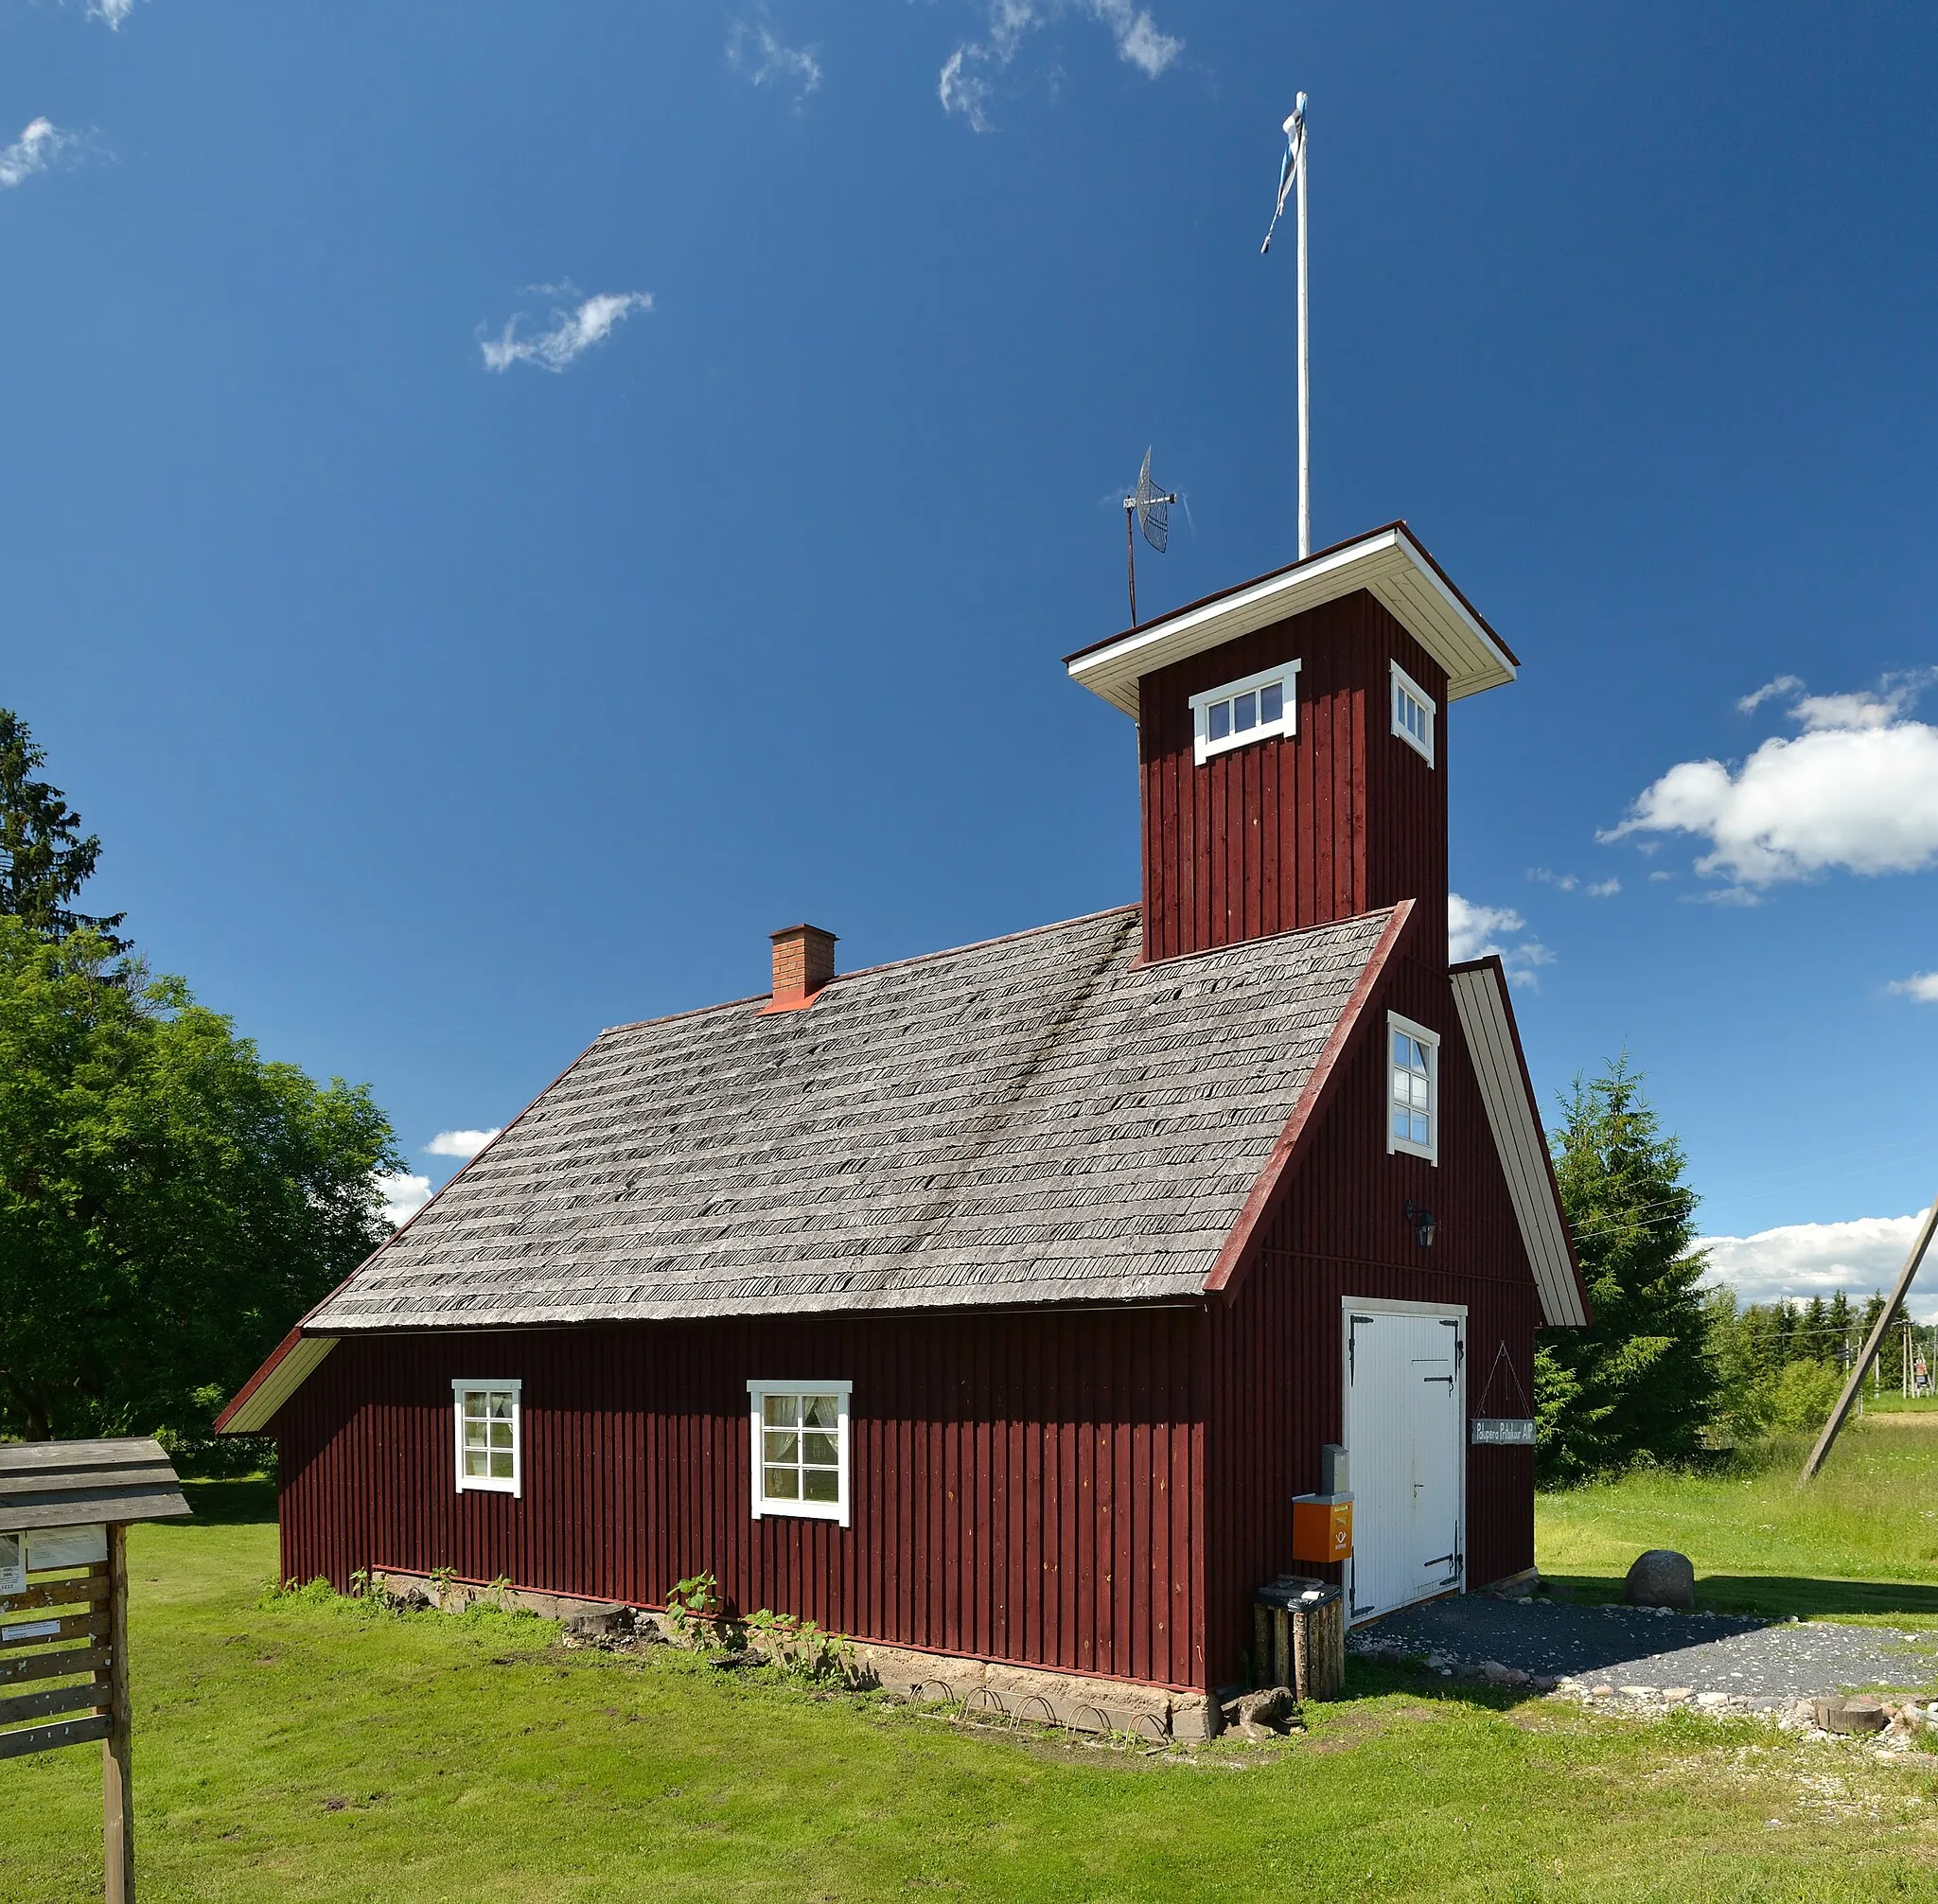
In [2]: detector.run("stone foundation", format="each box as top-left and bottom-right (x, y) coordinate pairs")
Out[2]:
(371, 1570), (1214, 1741)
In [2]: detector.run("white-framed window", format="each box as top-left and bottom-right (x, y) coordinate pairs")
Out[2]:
(452, 1380), (522, 1497)
(1189, 661), (1299, 766)
(1390, 661), (1436, 766)
(748, 1381), (852, 1527)
(1387, 1014), (1439, 1164)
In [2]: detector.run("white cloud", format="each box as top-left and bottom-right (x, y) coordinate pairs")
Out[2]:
(1889, 973), (1938, 1004)
(728, 22), (822, 99)
(1736, 674), (1803, 715)
(1528, 868), (1620, 898)
(1700, 1210), (1935, 1320)
(0, 118), (76, 190)
(1601, 673), (1938, 890)
(377, 1172), (433, 1227)
(1449, 893), (1553, 986)
(425, 1128), (501, 1160)
(481, 286), (653, 374)
(87, 0), (137, 26)
(940, 0), (1181, 132)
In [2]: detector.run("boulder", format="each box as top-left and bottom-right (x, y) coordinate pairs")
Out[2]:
(1624, 1550), (1696, 1610)
(1235, 1685), (1301, 1739)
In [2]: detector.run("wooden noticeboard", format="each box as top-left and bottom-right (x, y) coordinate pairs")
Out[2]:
(0, 1439), (191, 1904)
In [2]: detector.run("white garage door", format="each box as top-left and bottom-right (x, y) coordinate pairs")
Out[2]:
(1344, 1304), (1465, 1624)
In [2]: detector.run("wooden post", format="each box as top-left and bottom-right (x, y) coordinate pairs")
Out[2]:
(103, 1523), (132, 1904)
(1802, 1194), (1938, 1483)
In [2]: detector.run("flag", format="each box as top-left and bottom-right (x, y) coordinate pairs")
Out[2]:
(1260, 97), (1306, 256)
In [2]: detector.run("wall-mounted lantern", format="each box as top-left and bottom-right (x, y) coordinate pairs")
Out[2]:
(1403, 1200), (1436, 1249)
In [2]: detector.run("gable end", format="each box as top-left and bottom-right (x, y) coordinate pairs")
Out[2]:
(1449, 958), (1589, 1328)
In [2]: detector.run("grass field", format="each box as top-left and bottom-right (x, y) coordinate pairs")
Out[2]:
(7, 1422), (1938, 1900)
(1538, 1410), (1938, 1623)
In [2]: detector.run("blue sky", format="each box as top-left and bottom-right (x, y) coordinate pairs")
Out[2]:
(5, 1), (1936, 1311)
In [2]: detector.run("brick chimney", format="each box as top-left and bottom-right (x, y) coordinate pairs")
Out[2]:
(764, 924), (837, 1014)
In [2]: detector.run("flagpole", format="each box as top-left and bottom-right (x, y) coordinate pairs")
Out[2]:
(1295, 94), (1309, 560)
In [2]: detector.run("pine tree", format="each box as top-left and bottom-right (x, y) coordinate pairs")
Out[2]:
(1535, 1057), (1717, 1484)
(0, 710), (126, 946)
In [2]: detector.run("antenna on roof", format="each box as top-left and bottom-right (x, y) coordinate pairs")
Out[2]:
(1122, 447), (1178, 628)
(1261, 91), (1310, 559)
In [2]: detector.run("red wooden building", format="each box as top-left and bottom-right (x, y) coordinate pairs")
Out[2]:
(220, 522), (1585, 1729)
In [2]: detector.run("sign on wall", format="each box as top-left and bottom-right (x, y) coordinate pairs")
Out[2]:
(1470, 1417), (1536, 1446)
(0, 1533), (22, 1598)
(28, 1525), (108, 1571)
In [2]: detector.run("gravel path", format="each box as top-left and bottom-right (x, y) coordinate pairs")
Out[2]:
(1349, 1595), (1938, 1709)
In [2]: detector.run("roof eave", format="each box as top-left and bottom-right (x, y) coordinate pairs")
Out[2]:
(1064, 522), (1518, 720)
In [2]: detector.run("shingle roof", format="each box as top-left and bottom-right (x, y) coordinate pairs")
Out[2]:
(309, 905), (1396, 1331)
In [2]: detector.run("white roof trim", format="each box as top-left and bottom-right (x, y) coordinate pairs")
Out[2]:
(1449, 964), (1588, 1329)
(221, 1334), (337, 1434)
(1066, 526), (1516, 720)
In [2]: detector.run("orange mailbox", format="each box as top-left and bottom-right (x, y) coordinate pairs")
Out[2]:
(1291, 1491), (1353, 1563)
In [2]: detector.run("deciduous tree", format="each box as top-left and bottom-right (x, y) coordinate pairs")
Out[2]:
(0, 922), (399, 1440)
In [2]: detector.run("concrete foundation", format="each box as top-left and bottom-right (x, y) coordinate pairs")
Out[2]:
(372, 1569), (1213, 1741)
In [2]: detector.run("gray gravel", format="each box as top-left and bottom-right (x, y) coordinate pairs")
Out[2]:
(1350, 1595), (1938, 1709)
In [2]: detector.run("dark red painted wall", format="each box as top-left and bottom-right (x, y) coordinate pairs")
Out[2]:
(1200, 918), (1540, 1686)
(1137, 589), (1449, 964)
(275, 1303), (1212, 1691)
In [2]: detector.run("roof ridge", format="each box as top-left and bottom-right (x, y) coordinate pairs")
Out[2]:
(596, 901), (1144, 1038)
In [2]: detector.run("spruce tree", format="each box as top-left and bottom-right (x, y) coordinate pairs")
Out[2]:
(1535, 1057), (1718, 1484)
(0, 710), (126, 946)
(1803, 1295), (1829, 1366)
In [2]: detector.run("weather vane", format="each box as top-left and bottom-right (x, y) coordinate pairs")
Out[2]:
(1123, 447), (1177, 628)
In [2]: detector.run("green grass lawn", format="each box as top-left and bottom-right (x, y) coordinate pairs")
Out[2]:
(1538, 1411), (1938, 1623)
(9, 1429), (1938, 1901)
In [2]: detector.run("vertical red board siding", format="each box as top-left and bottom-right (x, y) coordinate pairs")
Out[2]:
(273, 1305), (1211, 1692)
(1137, 589), (1448, 963)
(1199, 935), (1541, 1687)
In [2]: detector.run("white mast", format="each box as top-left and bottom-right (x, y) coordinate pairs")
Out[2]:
(1295, 93), (1309, 559)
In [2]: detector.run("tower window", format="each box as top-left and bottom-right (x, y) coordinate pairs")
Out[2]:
(1189, 662), (1300, 766)
(1391, 661), (1436, 766)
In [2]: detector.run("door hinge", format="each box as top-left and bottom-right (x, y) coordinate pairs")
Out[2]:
(1348, 1313), (1374, 1382)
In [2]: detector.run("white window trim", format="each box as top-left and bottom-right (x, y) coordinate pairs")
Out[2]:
(1189, 661), (1300, 767)
(748, 1379), (853, 1528)
(1390, 660), (1436, 767)
(452, 1378), (522, 1499)
(1386, 1012), (1440, 1165)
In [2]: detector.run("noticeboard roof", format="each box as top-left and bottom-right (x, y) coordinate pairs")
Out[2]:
(0, 1437), (192, 1533)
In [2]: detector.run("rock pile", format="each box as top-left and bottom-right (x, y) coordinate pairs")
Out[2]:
(1552, 1678), (1938, 1748)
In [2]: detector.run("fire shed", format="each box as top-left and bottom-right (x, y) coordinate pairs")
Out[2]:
(220, 523), (1587, 1736)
